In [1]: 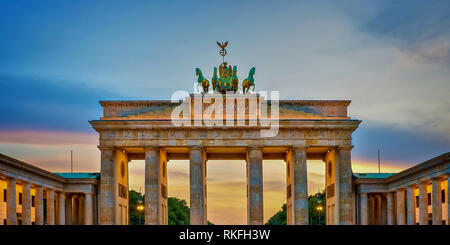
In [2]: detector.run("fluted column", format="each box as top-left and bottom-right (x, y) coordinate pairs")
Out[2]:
(291, 147), (308, 225)
(190, 147), (207, 225)
(99, 147), (115, 225)
(6, 177), (17, 225)
(381, 194), (387, 225)
(336, 145), (353, 225)
(387, 192), (394, 225)
(360, 193), (368, 225)
(407, 185), (416, 225)
(22, 182), (32, 225)
(47, 189), (55, 225)
(432, 178), (442, 225)
(447, 177), (450, 226)
(58, 192), (65, 225)
(65, 194), (72, 225)
(418, 182), (428, 225)
(35, 186), (44, 225)
(78, 195), (84, 225)
(396, 189), (405, 225)
(145, 147), (163, 225)
(72, 195), (79, 225)
(84, 193), (93, 225)
(247, 146), (263, 225)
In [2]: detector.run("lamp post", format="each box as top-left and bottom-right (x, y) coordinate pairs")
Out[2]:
(137, 193), (144, 225)
(316, 205), (323, 225)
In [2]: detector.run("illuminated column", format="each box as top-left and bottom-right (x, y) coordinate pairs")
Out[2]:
(360, 193), (368, 225)
(65, 194), (72, 225)
(6, 177), (17, 225)
(406, 185), (416, 225)
(418, 182), (428, 225)
(22, 182), (32, 225)
(84, 193), (94, 225)
(35, 186), (44, 225)
(145, 147), (163, 225)
(246, 146), (264, 225)
(431, 178), (442, 225)
(396, 189), (405, 225)
(58, 192), (65, 225)
(99, 147), (115, 225)
(387, 192), (394, 225)
(47, 189), (55, 225)
(336, 145), (353, 225)
(190, 147), (207, 225)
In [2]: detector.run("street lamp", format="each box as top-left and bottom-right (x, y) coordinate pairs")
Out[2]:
(137, 194), (144, 225)
(316, 205), (323, 225)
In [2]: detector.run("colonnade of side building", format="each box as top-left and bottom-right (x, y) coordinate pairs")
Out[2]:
(0, 177), (95, 225)
(98, 145), (354, 225)
(359, 177), (449, 225)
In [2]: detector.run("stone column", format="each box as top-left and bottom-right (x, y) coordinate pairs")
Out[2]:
(407, 185), (416, 225)
(381, 194), (387, 225)
(387, 192), (394, 225)
(418, 182), (428, 225)
(47, 189), (55, 225)
(65, 194), (72, 225)
(190, 147), (207, 225)
(145, 147), (162, 225)
(247, 146), (263, 225)
(360, 193), (368, 225)
(396, 189), (405, 225)
(431, 178), (442, 225)
(447, 177), (450, 226)
(336, 145), (353, 225)
(99, 147), (115, 225)
(58, 192), (65, 225)
(72, 195), (79, 225)
(22, 182), (32, 225)
(84, 193), (94, 225)
(291, 147), (308, 225)
(6, 177), (17, 225)
(78, 195), (85, 225)
(35, 186), (44, 225)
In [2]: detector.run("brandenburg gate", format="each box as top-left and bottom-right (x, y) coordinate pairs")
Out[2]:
(90, 94), (360, 225)
(90, 42), (360, 225)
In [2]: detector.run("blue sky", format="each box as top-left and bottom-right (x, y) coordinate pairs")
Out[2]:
(0, 0), (449, 167)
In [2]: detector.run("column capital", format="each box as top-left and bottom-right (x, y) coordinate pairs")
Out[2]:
(98, 146), (115, 151)
(247, 145), (263, 150)
(408, 183), (418, 188)
(291, 145), (308, 151)
(188, 145), (204, 151)
(431, 176), (444, 181)
(144, 146), (161, 151)
(336, 145), (354, 150)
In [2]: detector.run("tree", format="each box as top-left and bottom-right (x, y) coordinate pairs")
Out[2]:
(265, 190), (326, 225)
(128, 190), (214, 225)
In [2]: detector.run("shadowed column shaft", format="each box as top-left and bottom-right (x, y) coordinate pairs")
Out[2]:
(247, 147), (263, 225)
(22, 182), (32, 225)
(190, 147), (207, 225)
(407, 186), (416, 225)
(99, 148), (115, 225)
(292, 147), (308, 225)
(145, 147), (162, 225)
(6, 178), (17, 225)
(360, 193), (368, 225)
(35, 186), (44, 225)
(387, 192), (394, 225)
(432, 179), (442, 225)
(418, 183), (428, 225)
(396, 189), (405, 225)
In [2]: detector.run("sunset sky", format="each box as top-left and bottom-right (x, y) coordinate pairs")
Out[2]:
(0, 0), (449, 224)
